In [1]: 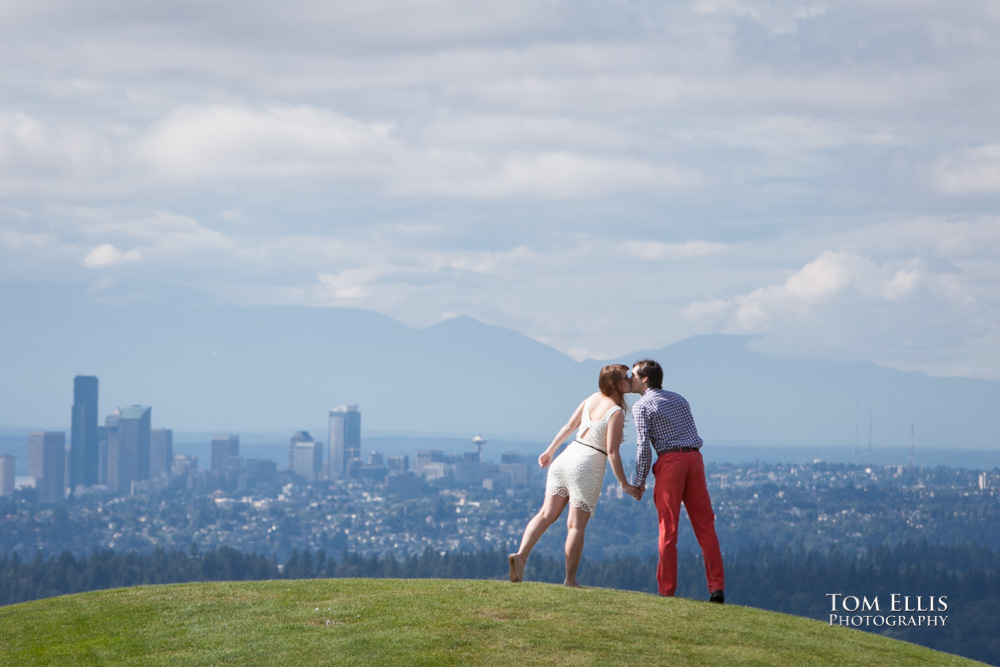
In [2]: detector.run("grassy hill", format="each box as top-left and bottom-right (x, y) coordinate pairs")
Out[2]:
(0, 579), (985, 666)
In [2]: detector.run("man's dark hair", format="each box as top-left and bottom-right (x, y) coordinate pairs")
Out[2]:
(633, 359), (663, 389)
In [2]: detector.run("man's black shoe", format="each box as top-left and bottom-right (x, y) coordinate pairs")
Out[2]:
(709, 590), (725, 604)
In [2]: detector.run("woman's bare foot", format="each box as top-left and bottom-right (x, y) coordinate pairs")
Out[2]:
(508, 553), (524, 583)
(563, 580), (581, 588)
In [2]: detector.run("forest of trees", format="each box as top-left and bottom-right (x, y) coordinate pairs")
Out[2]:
(1, 541), (997, 665)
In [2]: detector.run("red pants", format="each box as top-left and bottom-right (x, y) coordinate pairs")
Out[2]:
(652, 451), (725, 596)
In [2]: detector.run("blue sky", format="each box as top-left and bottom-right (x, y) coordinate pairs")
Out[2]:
(2, 1), (999, 380)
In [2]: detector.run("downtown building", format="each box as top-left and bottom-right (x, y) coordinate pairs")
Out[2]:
(149, 428), (174, 479)
(0, 454), (16, 498)
(29, 431), (66, 502)
(100, 408), (120, 487)
(107, 405), (151, 493)
(289, 431), (322, 482)
(211, 435), (240, 474)
(328, 405), (361, 480)
(211, 435), (241, 491)
(69, 375), (99, 490)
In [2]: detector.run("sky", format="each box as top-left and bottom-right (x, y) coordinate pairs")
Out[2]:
(2, 0), (1000, 381)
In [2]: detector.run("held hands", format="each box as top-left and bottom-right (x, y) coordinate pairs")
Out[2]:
(622, 483), (645, 501)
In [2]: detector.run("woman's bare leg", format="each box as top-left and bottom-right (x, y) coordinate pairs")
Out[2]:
(563, 505), (591, 587)
(510, 493), (568, 581)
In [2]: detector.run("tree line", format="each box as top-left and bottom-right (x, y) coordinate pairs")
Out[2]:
(1, 541), (997, 665)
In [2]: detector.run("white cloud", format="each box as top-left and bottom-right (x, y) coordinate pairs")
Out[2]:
(69, 209), (233, 260)
(685, 251), (921, 334)
(0, 111), (120, 197)
(0, 226), (57, 251)
(933, 144), (1000, 194)
(317, 270), (373, 300)
(420, 114), (637, 153)
(682, 298), (731, 322)
(393, 151), (701, 199)
(623, 240), (730, 262)
(879, 269), (919, 300)
(784, 251), (854, 302)
(681, 247), (995, 375)
(693, 0), (828, 34)
(436, 245), (537, 274)
(134, 104), (398, 180)
(82, 243), (142, 268)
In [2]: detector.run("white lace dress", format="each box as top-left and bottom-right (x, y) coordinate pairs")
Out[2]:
(545, 399), (622, 516)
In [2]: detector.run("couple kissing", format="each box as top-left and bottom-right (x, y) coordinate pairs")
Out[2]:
(508, 359), (725, 603)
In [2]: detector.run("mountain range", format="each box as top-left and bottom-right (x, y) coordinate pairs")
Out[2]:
(2, 282), (998, 451)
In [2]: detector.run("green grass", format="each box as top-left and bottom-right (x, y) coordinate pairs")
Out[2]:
(0, 579), (985, 666)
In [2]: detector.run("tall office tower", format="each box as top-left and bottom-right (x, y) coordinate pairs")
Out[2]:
(149, 428), (174, 479)
(28, 431), (66, 502)
(109, 406), (151, 493)
(288, 431), (304, 470)
(211, 435), (240, 473)
(0, 454), (15, 497)
(69, 375), (99, 489)
(328, 405), (360, 480)
(290, 431), (321, 481)
(99, 409), (120, 486)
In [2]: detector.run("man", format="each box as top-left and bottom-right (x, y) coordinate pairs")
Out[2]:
(630, 359), (725, 603)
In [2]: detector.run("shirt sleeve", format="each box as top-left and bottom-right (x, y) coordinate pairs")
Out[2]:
(633, 401), (652, 487)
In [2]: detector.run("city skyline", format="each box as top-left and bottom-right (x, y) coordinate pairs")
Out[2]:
(5, 366), (999, 499)
(4, 376), (385, 497)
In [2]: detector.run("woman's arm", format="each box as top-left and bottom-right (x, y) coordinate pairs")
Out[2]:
(605, 409), (637, 497)
(538, 398), (587, 468)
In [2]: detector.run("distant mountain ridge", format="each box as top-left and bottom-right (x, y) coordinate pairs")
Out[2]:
(1, 282), (998, 448)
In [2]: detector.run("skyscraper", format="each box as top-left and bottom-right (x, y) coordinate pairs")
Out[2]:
(70, 375), (99, 488)
(211, 435), (240, 474)
(149, 428), (173, 479)
(0, 455), (15, 498)
(109, 406), (151, 493)
(290, 431), (321, 481)
(328, 405), (360, 480)
(29, 431), (65, 502)
(99, 409), (120, 486)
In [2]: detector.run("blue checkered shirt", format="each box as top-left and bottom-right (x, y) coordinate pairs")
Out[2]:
(632, 388), (703, 488)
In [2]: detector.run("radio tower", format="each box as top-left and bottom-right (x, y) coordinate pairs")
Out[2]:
(908, 419), (915, 470)
(853, 401), (860, 464)
(867, 406), (873, 468)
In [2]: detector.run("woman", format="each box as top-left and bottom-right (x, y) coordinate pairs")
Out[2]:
(508, 364), (639, 587)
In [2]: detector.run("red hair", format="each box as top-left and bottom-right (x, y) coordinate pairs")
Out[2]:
(598, 364), (629, 414)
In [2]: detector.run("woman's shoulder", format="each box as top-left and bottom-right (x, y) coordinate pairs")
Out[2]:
(589, 394), (622, 418)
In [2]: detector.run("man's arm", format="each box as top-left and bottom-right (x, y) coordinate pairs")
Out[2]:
(632, 401), (652, 488)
